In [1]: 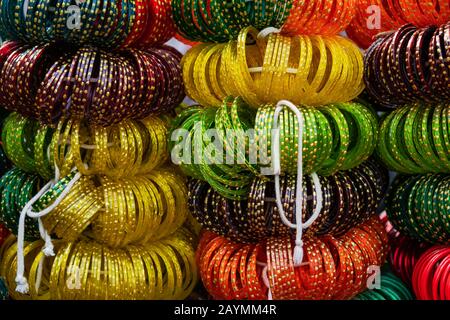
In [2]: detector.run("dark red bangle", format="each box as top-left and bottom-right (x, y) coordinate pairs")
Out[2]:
(364, 23), (450, 108)
(389, 236), (430, 285)
(123, 0), (175, 48)
(0, 42), (184, 126)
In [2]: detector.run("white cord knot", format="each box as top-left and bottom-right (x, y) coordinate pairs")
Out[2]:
(293, 244), (304, 267)
(295, 239), (303, 247)
(257, 27), (281, 39)
(261, 265), (273, 300)
(15, 165), (81, 295)
(15, 275), (29, 294)
(42, 238), (55, 257)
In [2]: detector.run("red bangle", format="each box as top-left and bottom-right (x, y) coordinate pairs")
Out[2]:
(197, 216), (390, 300)
(267, 237), (299, 300)
(247, 244), (267, 300)
(389, 236), (430, 285)
(412, 245), (450, 300)
(282, 0), (355, 36)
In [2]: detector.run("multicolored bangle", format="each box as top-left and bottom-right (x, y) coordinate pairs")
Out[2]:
(197, 216), (389, 300)
(0, 0), (175, 49)
(364, 23), (450, 107)
(188, 159), (389, 243)
(354, 268), (414, 300)
(389, 235), (431, 285)
(0, 168), (43, 241)
(283, 0), (355, 36)
(347, 0), (450, 49)
(171, 0), (292, 43)
(170, 99), (380, 199)
(2, 113), (169, 179)
(0, 42), (184, 126)
(412, 245), (450, 300)
(26, 168), (187, 247)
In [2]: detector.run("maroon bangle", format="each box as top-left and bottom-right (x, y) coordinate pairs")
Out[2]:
(0, 42), (184, 126)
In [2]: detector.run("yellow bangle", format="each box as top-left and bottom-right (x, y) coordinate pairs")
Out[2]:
(181, 44), (209, 104)
(183, 30), (365, 107)
(193, 44), (222, 106)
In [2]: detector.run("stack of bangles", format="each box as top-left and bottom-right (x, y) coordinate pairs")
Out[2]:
(354, 269), (414, 300)
(188, 160), (389, 243)
(347, 0), (450, 48)
(0, 166), (188, 248)
(0, 229), (198, 300)
(0, 168), (44, 240)
(364, 23), (450, 108)
(182, 27), (364, 107)
(377, 104), (450, 174)
(2, 113), (169, 179)
(196, 215), (389, 300)
(390, 236), (431, 285)
(412, 245), (450, 300)
(0, 42), (184, 126)
(386, 174), (450, 244)
(170, 98), (379, 199)
(0, 0), (175, 48)
(171, 0), (292, 42)
(281, 0), (355, 36)
(172, 0), (356, 42)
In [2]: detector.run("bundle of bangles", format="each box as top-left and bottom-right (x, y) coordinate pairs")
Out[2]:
(366, 12), (450, 301)
(0, 0), (200, 301)
(0, 0), (449, 301)
(389, 236), (450, 300)
(0, 42), (184, 126)
(197, 216), (390, 300)
(0, 0), (175, 48)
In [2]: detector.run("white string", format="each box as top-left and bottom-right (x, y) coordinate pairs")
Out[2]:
(35, 256), (44, 293)
(56, 138), (114, 149)
(27, 172), (81, 218)
(262, 266), (273, 300)
(271, 100), (323, 267)
(15, 180), (53, 294)
(257, 27), (281, 39)
(248, 67), (299, 74)
(250, 28), (297, 75)
(23, 0), (30, 16)
(256, 261), (272, 300)
(15, 166), (81, 294)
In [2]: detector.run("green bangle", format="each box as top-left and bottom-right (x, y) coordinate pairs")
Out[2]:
(318, 104), (349, 176)
(377, 104), (450, 174)
(386, 174), (450, 243)
(2, 113), (54, 179)
(172, 0), (292, 42)
(0, 167), (42, 240)
(354, 269), (414, 300)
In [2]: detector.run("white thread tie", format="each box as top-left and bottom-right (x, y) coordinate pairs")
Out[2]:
(271, 100), (323, 267)
(15, 167), (81, 294)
